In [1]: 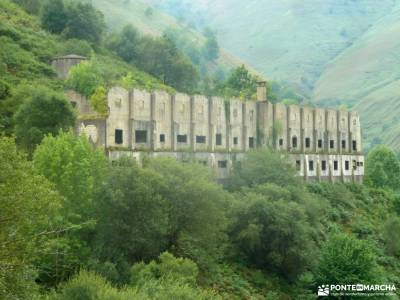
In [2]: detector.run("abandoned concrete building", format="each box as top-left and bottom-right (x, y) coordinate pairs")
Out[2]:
(56, 55), (364, 182)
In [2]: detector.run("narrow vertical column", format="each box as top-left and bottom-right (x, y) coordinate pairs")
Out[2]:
(286, 105), (290, 150)
(171, 94), (176, 151)
(242, 102), (247, 151)
(336, 110), (341, 154)
(313, 109), (317, 153)
(208, 98), (214, 152)
(190, 96), (195, 151)
(128, 90), (133, 150)
(150, 92), (155, 151)
(300, 107), (304, 152)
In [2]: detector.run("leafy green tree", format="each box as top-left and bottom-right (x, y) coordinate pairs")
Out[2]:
(365, 145), (400, 190)
(59, 38), (93, 58)
(40, 0), (67, 34)
(383, 217), (400, 257)
(145, 158), (229, 270)
(94, 158), (169, 274)
(136, 36), (199, 93)
(90, 85), (108, 114)
(0, 137), (61, 299)
(106, 24), (140, 63)
(13, 85), (76, 154)
(63, 2), (105, 45)
(229, 191), (315, 280)
(316, 232), (380, 285)
(67, 60), (104, 98)
(202, 28), (219, 61)
(227, 148), (301, 191)
(33, 131), (108, 286)
(0, 79), (10, 100)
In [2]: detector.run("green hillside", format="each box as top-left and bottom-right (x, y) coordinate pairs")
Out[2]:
(313, 5), (400, 150)
(91, 0), (262, 78)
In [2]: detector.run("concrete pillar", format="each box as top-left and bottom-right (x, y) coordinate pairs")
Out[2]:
(257, 81), (267, 102)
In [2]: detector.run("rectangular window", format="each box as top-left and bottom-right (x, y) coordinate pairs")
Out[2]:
(352, 140), (357, 151)
(177, 135), (187, 143)
(345, 160), (350, 170)
(305, 137), (311, 148)
(296, 160), (301, 171)
(135, 130), (147, 143)
(334, 160), (338, 171)
(318, 139), (323, 148)
(353, 160), (357, 170)
(115, 129), (123, 144)
(160, 134), (165, 143)
(360, 162), (364, 167)
(218, 160), (227, 168)
(233, 137), (238, 145)
(330, 140), (335, 149)
(342, 140), (346, 149)
(321, 160), (327, 171)
(249, 137), (255, 148)
(216, 134), (222, 146)
(279, 138), (283, 146)
(309, 160), (314, 171)
(196, 136), (206, 144)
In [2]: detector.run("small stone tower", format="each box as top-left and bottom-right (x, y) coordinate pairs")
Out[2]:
(257, 81), (267, 101)
(51, 54), (87, 79)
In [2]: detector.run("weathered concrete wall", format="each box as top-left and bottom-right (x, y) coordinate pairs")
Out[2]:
(302, 106), (315, 153)
(106, 87), (130, 148)
(273, 103), (288, 150)
(243, 101), (258, 151)
(69, 86), (365, 183)
(288, 105), (301, 151)
(52, 55), (86, 79)
(314, 108), (326, 153)
(229, 99), (244, 151)
(326, 109), (339, 153)
(132, 89), (152, 150)
(210, 97), (227, 151)
(349, 111), (362, 154)
(153, 91), (172, 151)
(192, 95), (210, 151)
(338, 109), (349, 153)
(173, 93), (191, 151)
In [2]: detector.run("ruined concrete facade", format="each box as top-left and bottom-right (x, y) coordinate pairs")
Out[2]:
(72, 86), (364, 182)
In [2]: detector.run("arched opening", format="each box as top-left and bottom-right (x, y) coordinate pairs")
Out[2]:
(292, 136), (298, 148)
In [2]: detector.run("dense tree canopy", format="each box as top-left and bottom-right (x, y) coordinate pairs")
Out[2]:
(0, 137), (61, 299)
(13, 85), (76, 154)
(366, 145), (400, 190)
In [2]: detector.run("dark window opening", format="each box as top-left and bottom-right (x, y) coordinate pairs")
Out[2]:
(321, 160), (327, 171)
(233, 137), (238, 145)
(115, 129), (123, 144)
(330, 140), (335, 149)
(296, 160), (301, 171)
(249, 137), (255, 148)
(345, 160), (350, 171)
(309, 160), (314, 171)
(279, 138), (283, 146)
(292, 136), (298, 148)
(196, 136), (206, 144)
(305, 137), (311, 148)
(334, 161), (338, 171)
(360, 162), (364, 167)
(177, 134), (187, 143)
(353, 160), (357, 170)
(352, 140), (357, 151)
(160, 134), (165, 143)
(318, 139), (323, 148)
(216, 134), (222, 146)
(218, 160), (227, 168)
(71, 101), (77, 108)
(135, 130), (147, 143)
(342, 140), (346, 149)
